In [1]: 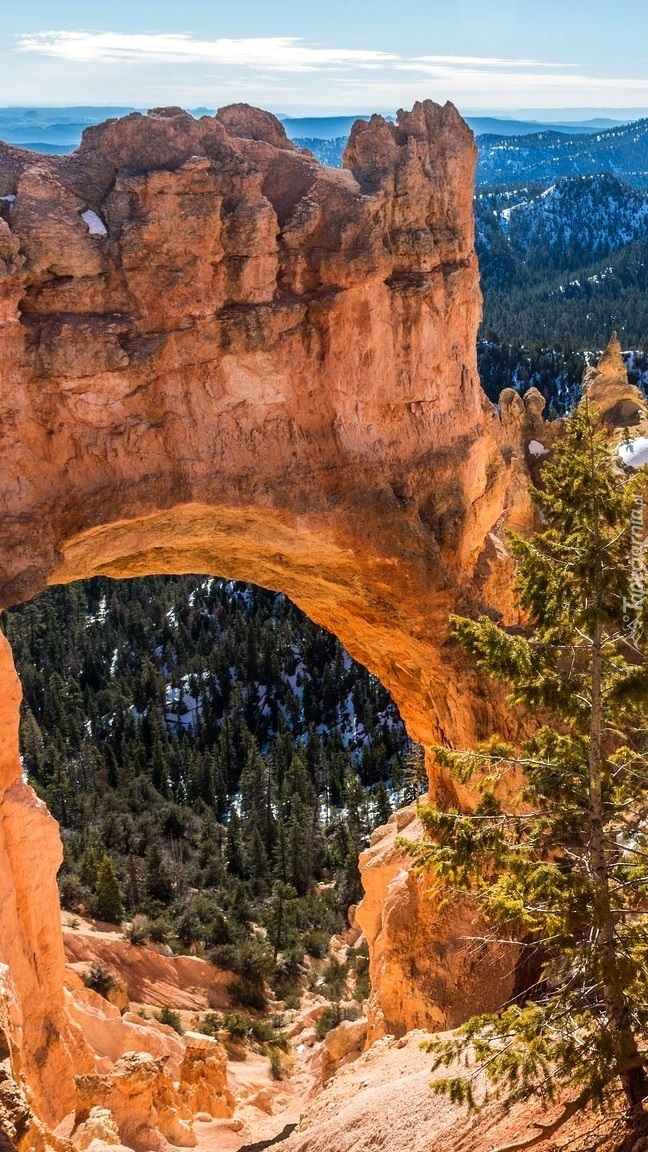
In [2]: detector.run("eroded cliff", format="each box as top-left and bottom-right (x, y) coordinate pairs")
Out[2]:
(0, 101), (533, 1127)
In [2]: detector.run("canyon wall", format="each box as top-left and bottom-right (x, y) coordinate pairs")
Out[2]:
(0, 102), (534, 1121)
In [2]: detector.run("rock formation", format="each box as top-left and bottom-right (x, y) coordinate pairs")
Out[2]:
(0, 633), (92, 1124)
(63, 920), (233, 1012)
(357, 805), (520, 1044)
(64, 979), (186, 1082)
(0, 100), (523, 748)
(0, 100), (534, 1124)
(72, 1053), (195, 1151)
(583, 331), (648, 430)
(177, 1034), (234, 1118)
(0, 966), (71, 1152)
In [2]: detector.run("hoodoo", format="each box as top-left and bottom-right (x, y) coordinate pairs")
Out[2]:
(0, 102), (531, 1124)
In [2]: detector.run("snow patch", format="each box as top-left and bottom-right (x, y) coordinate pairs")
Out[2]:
(81, 209), (108, 236)
(619, 437), (648, 468)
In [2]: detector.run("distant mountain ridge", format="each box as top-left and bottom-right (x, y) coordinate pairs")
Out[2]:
(280, 113), (616, 139)
(0, 106), (628, 155)
(476, 118), (648, 188)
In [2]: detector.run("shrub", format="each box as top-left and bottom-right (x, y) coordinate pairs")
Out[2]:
(321, 957), (347, 1000)
(147, 917), (170, 945)
(225, 939), (271, 1011)
(204, 912), (232, 948)
(175, 904), (201, 949)
(249, 1020), (289, 1051)
(59, 872), (91, 912)
(231, 975), (267, 1011)
(219, 1013), (250, 1042)
(207, 943), (238, 971)
(198, 1012), (222, 1037)
(125, 918), (148, 945)
(198, 1012), (288, 1052)
(84, 962), (116, 1001)
(269, 1049), (284, 1081)
(303, 929), (329, 959)
(271, 966), (302, 1010)
(154, 1005), (183, 1034)
(354, 966), (370, 1002)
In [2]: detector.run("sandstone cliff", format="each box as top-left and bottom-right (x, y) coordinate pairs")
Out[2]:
(0, 100), (524, 748)
(0, 101), (533, 1126)
(357, 804), (519, 1044)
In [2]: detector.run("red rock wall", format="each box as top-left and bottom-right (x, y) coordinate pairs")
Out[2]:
(0, 102), (531, 1120)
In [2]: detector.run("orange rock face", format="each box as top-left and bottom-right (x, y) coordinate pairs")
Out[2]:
(63, 921), (234, 1012)
(0, 100), (522, 749)
(357, 805), (519, 1045)
(0, 102), (532, 1122)
(0, 633), (90, 1123)
(178, 1033), (234, 1119)
(73, 1052), (196, 1150)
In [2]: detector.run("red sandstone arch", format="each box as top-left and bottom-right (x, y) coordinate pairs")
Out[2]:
(0, 101), (529, 1120)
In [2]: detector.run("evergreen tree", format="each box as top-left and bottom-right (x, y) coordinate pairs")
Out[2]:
(273, 817), (288, 884)
(94, 855), (124, 924)
(226, 808), (246, 879)
(373, 779), (393, 826)
(246, 823), (270, 881)
(143, 842), (174, 906)
(402, 744), (427, 807)
(287, 798), (310, 896)
(79, 843), (99, 890)
(267, 881), (298, 962)
(408, 402), (648, 1146)
(5, 570), (409, 988)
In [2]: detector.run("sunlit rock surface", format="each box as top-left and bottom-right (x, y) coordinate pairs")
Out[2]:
(0, 101), (535, 1126)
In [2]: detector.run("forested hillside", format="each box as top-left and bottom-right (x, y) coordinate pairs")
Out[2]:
(476, 174), (648, 272)
(479, 234), (648, 349)
(476, 173), (648, 350)
(4, 577), (412, 1008)
(475, 118), (648, 188)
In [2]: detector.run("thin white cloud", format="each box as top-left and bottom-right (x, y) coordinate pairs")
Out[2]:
(16, 32), (397, 72)
(396, 67), (648, 94)
(13, 31), (648, 108)
(411, 55), (566, 68)
(15, 33), (568, 75)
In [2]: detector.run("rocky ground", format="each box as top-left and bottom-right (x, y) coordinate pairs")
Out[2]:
(281, 1029), (648, 1152)
(48, 914), (367, 1152)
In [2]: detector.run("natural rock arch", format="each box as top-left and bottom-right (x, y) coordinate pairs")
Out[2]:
(0, 101), (530, 1120)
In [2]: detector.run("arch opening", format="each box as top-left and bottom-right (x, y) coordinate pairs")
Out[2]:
(1, 549), (421, 1124)
(0, 503), (512, 1124)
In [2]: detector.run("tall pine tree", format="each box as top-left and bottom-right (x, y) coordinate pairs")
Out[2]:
(408, 401), (648, 1148)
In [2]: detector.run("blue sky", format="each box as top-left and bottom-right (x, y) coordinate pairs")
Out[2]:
(2, 0), (648, 114)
